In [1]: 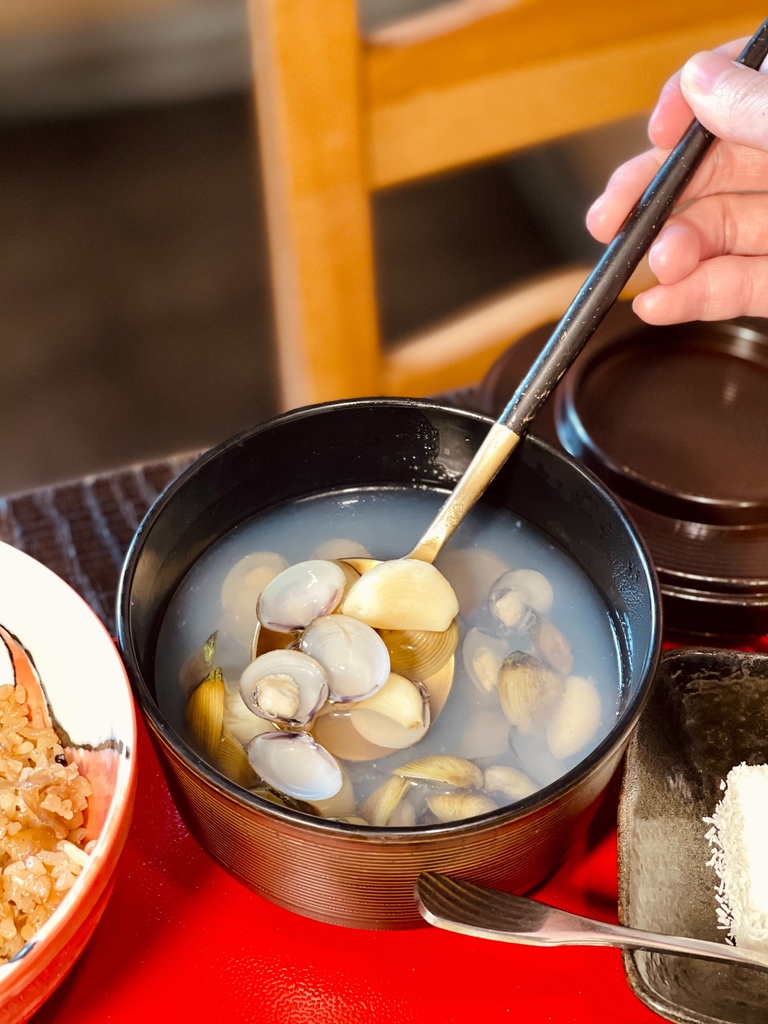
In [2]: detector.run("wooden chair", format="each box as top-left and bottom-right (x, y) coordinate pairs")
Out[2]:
(248, 0), (767, 409)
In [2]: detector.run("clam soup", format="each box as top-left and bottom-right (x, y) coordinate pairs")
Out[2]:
(155, 487), (621, 826)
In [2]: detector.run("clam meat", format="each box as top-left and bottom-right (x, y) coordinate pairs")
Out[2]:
(489, 568), (554, 630)
(240, 649), (329, 725)
(462, 627), (509, 695)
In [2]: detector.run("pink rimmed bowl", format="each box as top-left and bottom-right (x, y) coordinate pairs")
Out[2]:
(0, 542), (136, 1023)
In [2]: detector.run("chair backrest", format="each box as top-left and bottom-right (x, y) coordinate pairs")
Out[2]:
(248, 0), (766, 408)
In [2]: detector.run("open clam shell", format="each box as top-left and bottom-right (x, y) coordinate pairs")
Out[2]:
(307, 768), (357, 819)
(483, 764), (538, 801)
(310, 706), (395, 762)
(340, 559), (459, 632)
(349, 673), (430, 751)
(427, 791), (497, 823)
(489, 568), (554, 630)
(257, 559), (346, 633)
(378, 621), (458, 681)
(527, 613), (574, 677)
(462, 627), (509, 695)
(239, 649), (329, 726)
(393, 754), (483, 790)
(185, 667), (225, 760)
(545, 674), (602, 760)
(247, 731), (343, 802)
(300, 614), (390, 703)
(361, 775), (411, 827)
(217, 728), (259, 788)
(422, 654), (454, 720)
(222, 683), (278, 746)
(435, 547), (509, 618)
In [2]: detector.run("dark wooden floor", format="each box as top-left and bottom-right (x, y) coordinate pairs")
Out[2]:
(0, 91), (609, 495)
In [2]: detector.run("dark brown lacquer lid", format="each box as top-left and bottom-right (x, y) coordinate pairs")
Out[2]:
(479, 302), (768, 639)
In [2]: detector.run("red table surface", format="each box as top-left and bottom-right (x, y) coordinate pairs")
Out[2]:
(29, 710), (663, 1024)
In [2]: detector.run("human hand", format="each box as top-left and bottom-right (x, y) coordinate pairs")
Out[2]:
(586, 40), (768, 324)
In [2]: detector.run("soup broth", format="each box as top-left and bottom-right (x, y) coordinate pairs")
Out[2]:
(155, 487), (621, 825)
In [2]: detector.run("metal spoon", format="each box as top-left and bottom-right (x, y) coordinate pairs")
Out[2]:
(416, 872), (768, 973)
(402, 19), (768, 566)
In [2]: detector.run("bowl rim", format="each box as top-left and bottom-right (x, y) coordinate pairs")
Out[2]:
(0, 540), (137, 994)
(118, 396), (662, 838)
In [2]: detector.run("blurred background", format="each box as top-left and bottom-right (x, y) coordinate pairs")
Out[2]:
(0, 0), (647, 495)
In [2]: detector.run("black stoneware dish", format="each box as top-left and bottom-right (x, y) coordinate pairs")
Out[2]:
(619, 648), (768, 1024)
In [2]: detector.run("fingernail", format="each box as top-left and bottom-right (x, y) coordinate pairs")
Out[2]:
(681, 51), (730, 96)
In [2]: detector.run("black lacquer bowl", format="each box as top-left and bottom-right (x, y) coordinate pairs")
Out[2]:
(117, 398), (661, 928)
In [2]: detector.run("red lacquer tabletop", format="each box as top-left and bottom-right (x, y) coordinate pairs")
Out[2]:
(26, 709), (661, 1024)
(0, 455), (730, 1024)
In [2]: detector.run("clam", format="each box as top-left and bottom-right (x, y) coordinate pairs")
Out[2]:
(498, 651), (565, 735)
(361, 775), (410, 826)
(456, 709), (510, 760)
(528, 613), (574, 676)
(308, 768), (357, 819)
(250, 785), (313, 814)
(427, 791), (497, 823)
(422, 655), (454, 720)
(222, 683), (278, 746)
(388, 798), (417, 828)
(340, 559), (459, 632)
(393, 754), (483, 790)
(311, 538), (371, 560)
(221, 551), (288, 610)
(462, 627), (509, 695)
(435, 547), (509, 618)
(217, 728), (259, 788)
(349, 673), (430, 750)
(185, 667), (224, 759)
(483, 764), (538, 801)
(310, 706), (395, 762)
(546, 674), (602, 760)
(249, 619), (296, 662)
(179, 631), (218, 697)
(489, 568), (554, 630)
(239, 649), (329, 725)
(378, 620), (459, 680)
(247, 731), (343, 801)
(300, 614), (390, 703)
(257, 559), (346, 633)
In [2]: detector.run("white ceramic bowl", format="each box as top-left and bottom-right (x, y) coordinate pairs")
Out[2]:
(0, 541), (136, 1024)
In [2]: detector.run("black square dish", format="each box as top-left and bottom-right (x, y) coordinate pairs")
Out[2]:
(619, 649), (768, 1023)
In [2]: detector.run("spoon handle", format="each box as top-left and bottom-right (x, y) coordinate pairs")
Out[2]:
(408, 19), (768, 564)
(416, 872), (768, 972)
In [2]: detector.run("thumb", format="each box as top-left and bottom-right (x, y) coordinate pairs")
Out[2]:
(681, 50), (768, 149)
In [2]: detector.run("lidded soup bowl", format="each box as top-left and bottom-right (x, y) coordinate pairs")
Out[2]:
(117, 398), (661, 929)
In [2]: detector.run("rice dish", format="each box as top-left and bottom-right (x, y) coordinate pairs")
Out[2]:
(0, 637), (92, 964)
(705, 762), (768, 952)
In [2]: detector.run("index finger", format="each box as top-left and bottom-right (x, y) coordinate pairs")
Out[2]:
(648, 37), (752, 149)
